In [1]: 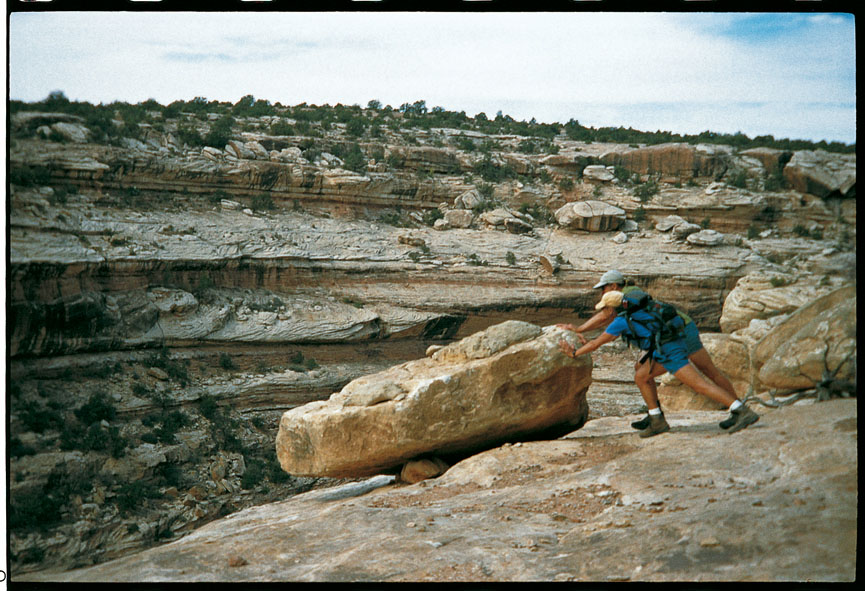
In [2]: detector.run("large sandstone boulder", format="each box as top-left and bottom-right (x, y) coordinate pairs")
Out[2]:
(783, 150), (856, 198)
(555, 200), (625, 232)
(275, 321), (592, 478)
(753, 285), (855, 390)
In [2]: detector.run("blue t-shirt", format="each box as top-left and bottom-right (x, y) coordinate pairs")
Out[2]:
(605, 311), (685, 351)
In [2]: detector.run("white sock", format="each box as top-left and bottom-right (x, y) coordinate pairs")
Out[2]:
(729, 400), (743, 412)
(648, 407), (663, 416)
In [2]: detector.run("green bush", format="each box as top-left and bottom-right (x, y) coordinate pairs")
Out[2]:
(455, 136), (476, 152)
(219, 352), (237, 370)
(342, 143), (367, 174)
(613, 166), (632, 184)
(74, 390), (117, 424)
(763, 172), (784, 191)
(422, 208), (444, 226)
(18, 399), (63, 433)
(270, 120), (295, 136)
(506, 251), (517, 265)
(176, 125), (204, 147)
(728, 169), (747, 188)
(517, 203), (553, 226)
(9, 165), (52, 187)
(251, 193), (275, 211)
(558, 177), (575, 191)
(203, 115), (234, 149)
(633, 207), (647, 222)
(116, 480), (162, 513)
(633, 180), (659, 203)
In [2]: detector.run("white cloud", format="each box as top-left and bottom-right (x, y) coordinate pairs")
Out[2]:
(8, 11), (856, 143)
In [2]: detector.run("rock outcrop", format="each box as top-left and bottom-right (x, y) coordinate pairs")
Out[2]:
(752, 285), (856, 390)
(276, 322), (591, 478)
(783, 149), (856, 198)
(719, 272), (845, 333)
(599, 143), (731, 181)
(21, 400), (857, 583)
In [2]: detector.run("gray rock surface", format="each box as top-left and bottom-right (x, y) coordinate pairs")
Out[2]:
(21, 399), (856, 582)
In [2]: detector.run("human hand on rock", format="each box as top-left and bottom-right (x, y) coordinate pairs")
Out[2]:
(558, 339), (576, 358)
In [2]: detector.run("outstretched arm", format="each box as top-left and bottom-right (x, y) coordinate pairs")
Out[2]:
(556, 307), (616, 344)
(558, 331), (617, 359)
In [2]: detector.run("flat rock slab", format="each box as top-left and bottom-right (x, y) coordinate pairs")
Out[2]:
(275, 321), (592, 477)
(23, 399), (856, 582)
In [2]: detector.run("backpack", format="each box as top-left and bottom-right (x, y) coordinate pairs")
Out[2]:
(617, 289), (685, 353)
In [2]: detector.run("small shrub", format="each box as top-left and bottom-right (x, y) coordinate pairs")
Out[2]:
(770, 276), (790, 288)
(198, 395), (220, 420)
(9, 164), (52, 187)
(506, 251), (517, 265)
(700, 217), (711, 229)
(728, 169), (747, 188)
(558, 177), (575, 191)
(422, 208), (444, 226)
(456, 136), (476, 152)
(219, 352), (237, 370)
(613, 166), (632, 184)
(116, 481), (162, 513)
(251, 193), (275, 211)
(633, 180), (659, 203)
(18, 399), (63, 433)
(74, 390), (117, 424)
(763, 172), (784, 191)
(633, 207), (647, 223)
(747, 225), (760, 239)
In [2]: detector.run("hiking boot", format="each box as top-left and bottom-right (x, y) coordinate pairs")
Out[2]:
(638, 413), (670, 438)
(718, 412), (737, 430)
(631, 414), (651, 430)
(725, 405), (759, 434)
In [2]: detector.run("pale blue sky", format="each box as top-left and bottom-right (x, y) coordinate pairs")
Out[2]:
(7, 11), (856, 143)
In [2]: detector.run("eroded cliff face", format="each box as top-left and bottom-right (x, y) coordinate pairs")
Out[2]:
(6, 107), (855, 577)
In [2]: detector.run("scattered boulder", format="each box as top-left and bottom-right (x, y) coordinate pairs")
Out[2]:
(686, 229), (726, 246)
(653, 215), (703, 241)
(400, 457), (449, 483)
(275, 321), (592, 478)
(454, 189), (485, 210)
(582, 165), (615, 182)
(443, 209), (473, 229)
(555, 200), (625, 232)
(51, 122), (91, 143)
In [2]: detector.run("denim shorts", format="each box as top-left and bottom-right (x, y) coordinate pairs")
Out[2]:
(651, 339), (691, 374)
(681, 321), (704, 356)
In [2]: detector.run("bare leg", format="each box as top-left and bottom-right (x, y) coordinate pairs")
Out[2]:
(672, 363), (738, 407)
(688, 348), (737, 399)
(634, 359), (668, 410)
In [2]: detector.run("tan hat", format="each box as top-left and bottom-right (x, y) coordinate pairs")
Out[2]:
(595, 290), (623, 310)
